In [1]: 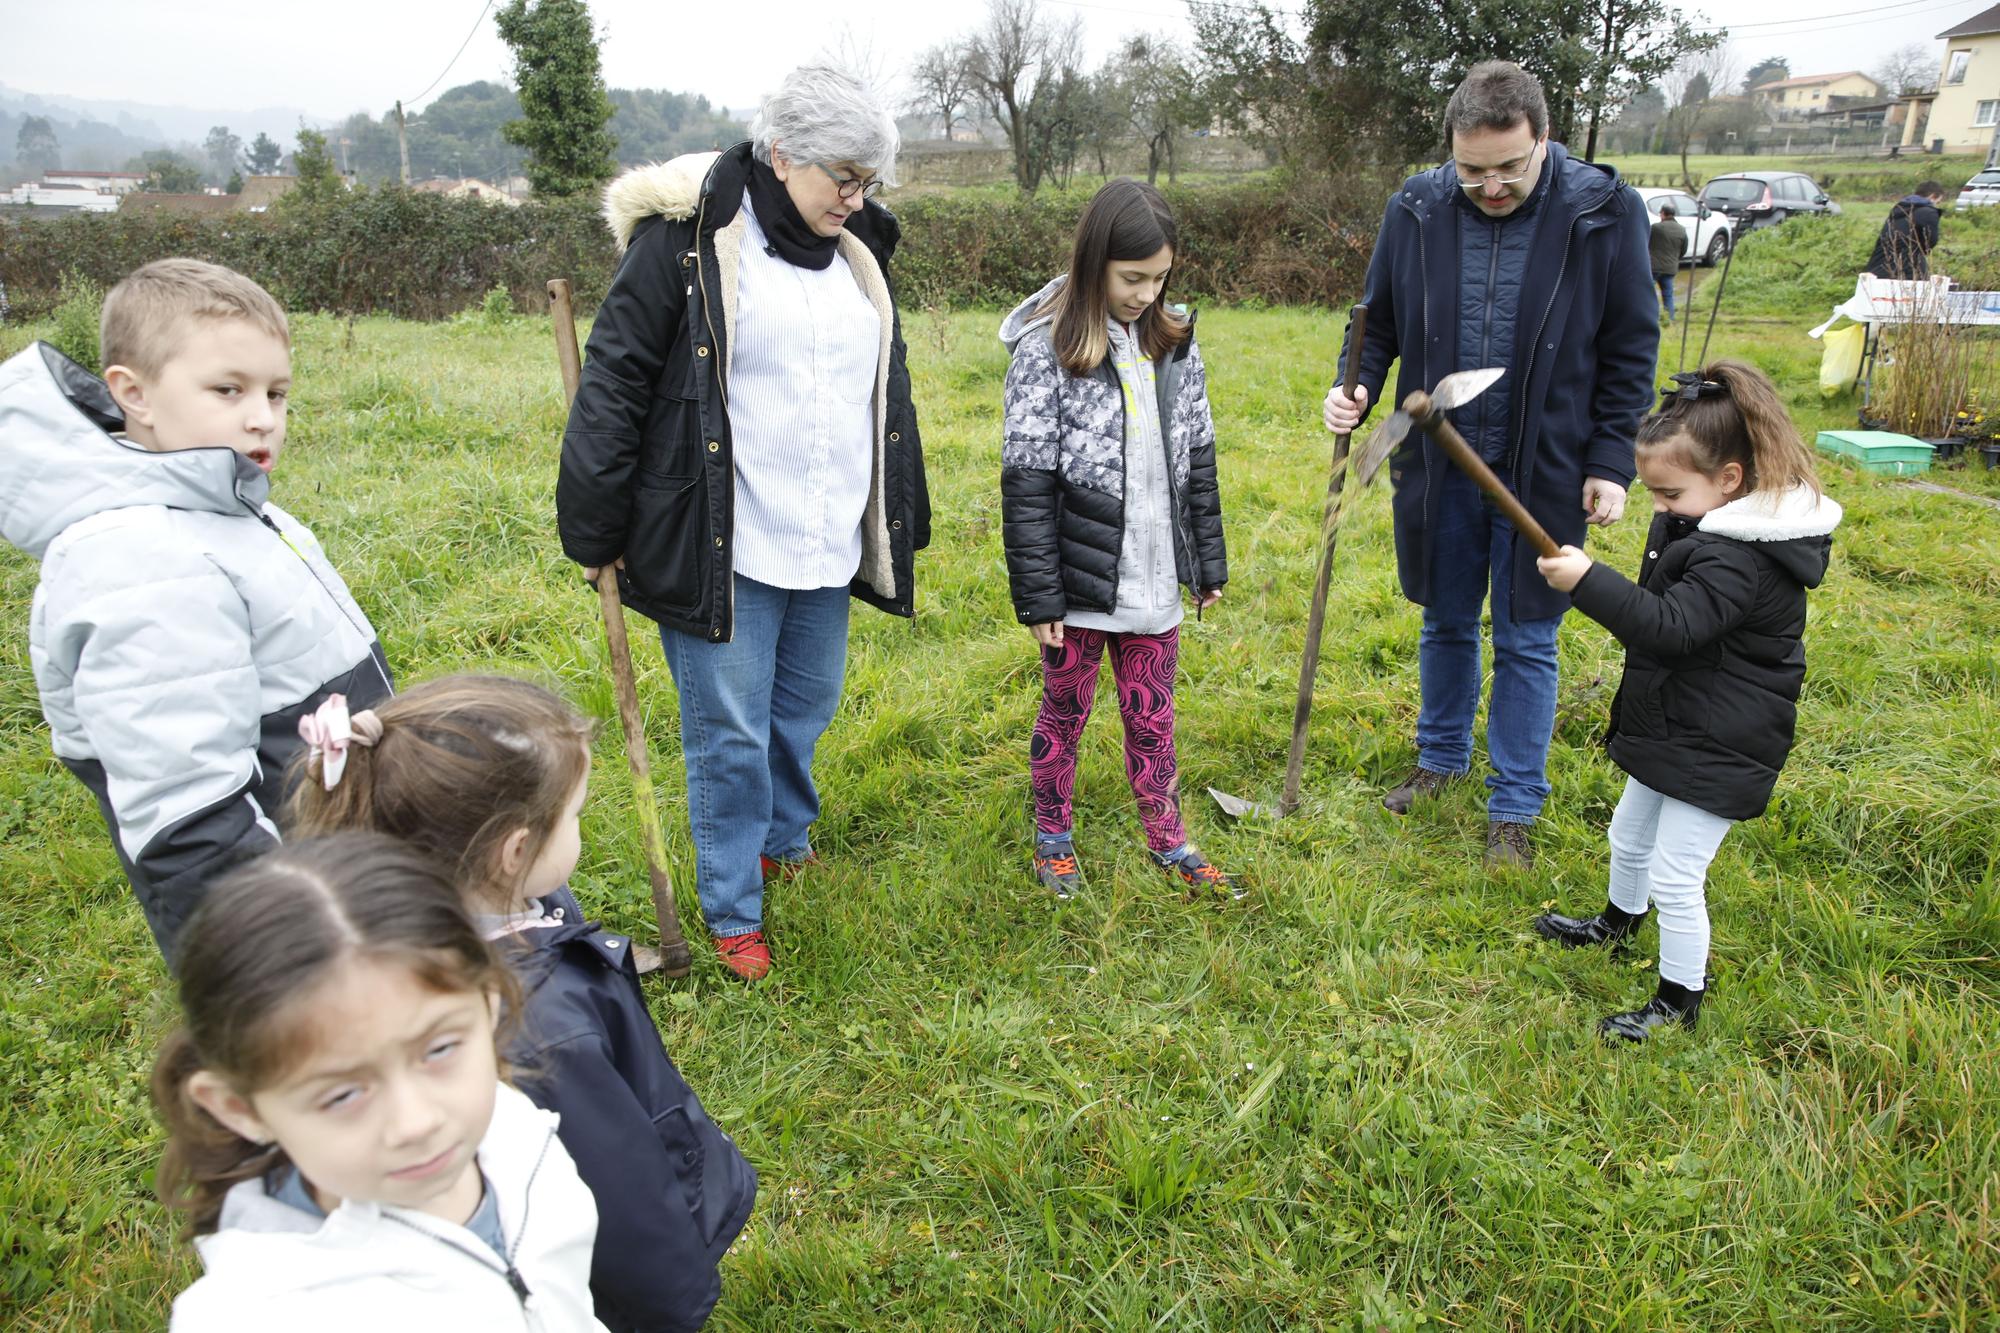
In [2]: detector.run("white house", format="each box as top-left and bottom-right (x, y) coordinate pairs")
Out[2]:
(43, 170), (145, 195)
(5, 181), (119, 212)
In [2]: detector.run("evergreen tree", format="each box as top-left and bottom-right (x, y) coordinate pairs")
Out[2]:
(495, 0), (617, 198)
(246, 131), (284, 175)
(16, 115), (60, 177)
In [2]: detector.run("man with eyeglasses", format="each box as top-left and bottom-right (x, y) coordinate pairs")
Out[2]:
(1322, 60), (1658, 870)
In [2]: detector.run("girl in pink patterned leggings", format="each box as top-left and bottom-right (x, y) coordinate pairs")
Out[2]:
(998, 179), (1236, 901)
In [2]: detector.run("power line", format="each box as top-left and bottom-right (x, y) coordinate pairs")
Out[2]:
(1695, 0), (1971, 33)
(404, 0), (499, 108)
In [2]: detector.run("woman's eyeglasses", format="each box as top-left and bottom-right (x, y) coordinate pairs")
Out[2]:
(816, 162), (884, 200)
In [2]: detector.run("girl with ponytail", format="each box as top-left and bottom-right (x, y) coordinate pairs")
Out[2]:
(287, 675), (756, 1332)
(1530, 360), (1842, 1041)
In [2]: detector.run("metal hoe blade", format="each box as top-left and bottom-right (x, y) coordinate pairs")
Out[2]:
(1208, 786), (1277, 821)
(1353, 410), (1412, 486)
(1431, 365), (1506, 411)
(1352, 366), (1506, 487)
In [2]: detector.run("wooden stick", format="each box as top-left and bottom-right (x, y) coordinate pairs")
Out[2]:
(1278, 303), (1368, 817)
(1402, 389), (1562, 559)
(547, 279), (692, 978)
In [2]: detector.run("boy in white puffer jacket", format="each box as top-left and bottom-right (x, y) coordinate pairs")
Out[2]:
(0, 260), (390, 959)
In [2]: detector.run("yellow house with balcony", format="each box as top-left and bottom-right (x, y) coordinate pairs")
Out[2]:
(1901, 3), (2000, 155)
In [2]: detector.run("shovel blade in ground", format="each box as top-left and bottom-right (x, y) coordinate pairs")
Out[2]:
(1209, 786), (1278, 821)
(1353, 366), (1507, 486)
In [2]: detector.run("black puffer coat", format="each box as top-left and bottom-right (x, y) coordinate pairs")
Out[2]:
(1866, 194), (1942, 280)
(557, 143), (929, 642)
(1568, 487), (1840, 820)
(509, 893), (756, 1333)
(997, 281), (1227, 626)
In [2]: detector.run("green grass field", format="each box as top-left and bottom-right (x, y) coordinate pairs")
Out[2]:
(3, 268), (1998, 1328)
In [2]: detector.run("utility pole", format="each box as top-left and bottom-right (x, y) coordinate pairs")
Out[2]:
(396, 100), (412, 185)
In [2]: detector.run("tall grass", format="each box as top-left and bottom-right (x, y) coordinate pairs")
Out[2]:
(0, 305), (1996, 1330)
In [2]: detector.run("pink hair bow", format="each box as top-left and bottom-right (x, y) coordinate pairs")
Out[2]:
(298, 694), (381, 790)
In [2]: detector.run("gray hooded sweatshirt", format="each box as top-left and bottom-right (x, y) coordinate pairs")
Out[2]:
(0, 342), (391, 957)
(998, 277), (1183, 634)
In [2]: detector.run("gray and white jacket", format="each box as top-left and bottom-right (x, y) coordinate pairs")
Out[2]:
(998, 276), (1227, 628)
(0, 343), (391, 958)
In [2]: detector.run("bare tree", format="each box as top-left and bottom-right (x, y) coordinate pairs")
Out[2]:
(963, 0), (1083, 191)
(1872, 44), (1934, 97)
(1119, 37), (1202, 183)
(1660, 44), (1740, 191)
(908, 42), (976, 140)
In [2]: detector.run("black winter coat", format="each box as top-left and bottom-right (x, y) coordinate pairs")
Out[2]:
(1866, 194), (1942, 280)
(998, 304), (1227, 625)
(508, 896), (756, 1333)
(1568, 489), (1839, 820)
(1339, 142), (1661, 622)
(557, 143), (929, 641)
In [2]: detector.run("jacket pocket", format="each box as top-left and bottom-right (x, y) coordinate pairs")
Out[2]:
(624, 473), (705, 614)
(653, 1104), (721, 1246)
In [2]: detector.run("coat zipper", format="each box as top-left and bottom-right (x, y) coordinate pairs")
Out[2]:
(1411, 198), (1434, 502)
(254, 509), (393, 697)
(1477, 218), (1501, 452)
(377, 1127), (556, 1324)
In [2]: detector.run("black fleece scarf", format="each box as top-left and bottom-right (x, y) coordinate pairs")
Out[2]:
(747, 158), (840, 271)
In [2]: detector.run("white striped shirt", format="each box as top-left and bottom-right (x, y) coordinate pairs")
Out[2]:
(727, 200), (882, 590)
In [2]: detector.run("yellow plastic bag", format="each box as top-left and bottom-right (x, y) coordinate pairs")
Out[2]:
(1819, 323), (1865, 398)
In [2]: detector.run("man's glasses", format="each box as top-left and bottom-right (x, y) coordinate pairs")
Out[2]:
(1454, 142), (1543, 191)
(816, 162), (884, 200)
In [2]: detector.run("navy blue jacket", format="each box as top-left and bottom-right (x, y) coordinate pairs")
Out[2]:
(1340, 142), (1660, 622)
(507, 902), (757, 1333)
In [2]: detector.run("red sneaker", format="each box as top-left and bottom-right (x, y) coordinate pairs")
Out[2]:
(714, 930), (771, 980)
(760, 853), (823, 885)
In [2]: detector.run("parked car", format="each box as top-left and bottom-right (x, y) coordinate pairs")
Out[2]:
(1698, 171), (1841, 229)
(1635, 187), (1736, 266)
(1954, 168), (2000, 210)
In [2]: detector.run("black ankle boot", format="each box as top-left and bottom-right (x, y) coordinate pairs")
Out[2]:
(1533, 900), (1646, 949)
(1598, 977), (1703, 1042)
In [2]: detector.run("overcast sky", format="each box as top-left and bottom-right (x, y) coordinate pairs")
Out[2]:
(0, 0), (1990, 126)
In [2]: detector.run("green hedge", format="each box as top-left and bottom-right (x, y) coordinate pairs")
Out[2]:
(0, 176), (1387, 322)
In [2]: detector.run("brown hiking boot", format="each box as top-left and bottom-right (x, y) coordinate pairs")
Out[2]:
(1485, 820), (1534, 869)
(1381, 767), (1460, 815)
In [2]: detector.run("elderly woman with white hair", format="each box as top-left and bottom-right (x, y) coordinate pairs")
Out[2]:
(559, 65), (929, 980)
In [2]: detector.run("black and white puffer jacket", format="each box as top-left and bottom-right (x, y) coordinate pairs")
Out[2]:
(0, 342), (391, 959)
(998, 276), (1227, 626)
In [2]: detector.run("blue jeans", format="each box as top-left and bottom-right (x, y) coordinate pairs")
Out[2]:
(660, 574), (850, 937)
(1655, 273), (1676, 319)
(1415, 467), (1562, 823)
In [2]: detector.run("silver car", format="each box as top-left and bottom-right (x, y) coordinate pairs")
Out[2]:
(1636, 187), (1737, 266)
(1955, 169), (2000, 210)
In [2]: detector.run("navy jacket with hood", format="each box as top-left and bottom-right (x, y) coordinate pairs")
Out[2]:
(507, 897), (756, 1333)
(1340, 142), (1661, 622)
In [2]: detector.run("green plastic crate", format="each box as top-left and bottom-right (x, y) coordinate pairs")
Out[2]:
(1816, 430), (1933, 475)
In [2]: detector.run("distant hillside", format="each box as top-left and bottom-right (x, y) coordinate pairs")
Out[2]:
(2, 80), (744, 188)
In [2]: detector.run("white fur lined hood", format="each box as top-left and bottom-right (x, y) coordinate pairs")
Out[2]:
(602, 152), (720, 252)
(1696, 484), (1843, 542)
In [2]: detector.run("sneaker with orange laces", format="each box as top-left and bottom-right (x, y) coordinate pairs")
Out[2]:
(1031, 839), (1083, 900)
(713, 930), (771, 980)
(1153, 845), (1244, 901)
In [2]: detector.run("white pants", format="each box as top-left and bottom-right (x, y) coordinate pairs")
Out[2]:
(1605, 777), (1735, 990)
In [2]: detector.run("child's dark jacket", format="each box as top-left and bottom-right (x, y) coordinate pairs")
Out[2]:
(508, 900), (756, 1333)
(1568, 486), (1840, 821)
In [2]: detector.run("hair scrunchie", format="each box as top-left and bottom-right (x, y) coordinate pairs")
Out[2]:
(297, 694), (382, 790)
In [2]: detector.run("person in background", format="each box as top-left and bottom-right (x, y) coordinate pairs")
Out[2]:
(1650, 203), (1687, 323)
(1866, 182), (1944, 280)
